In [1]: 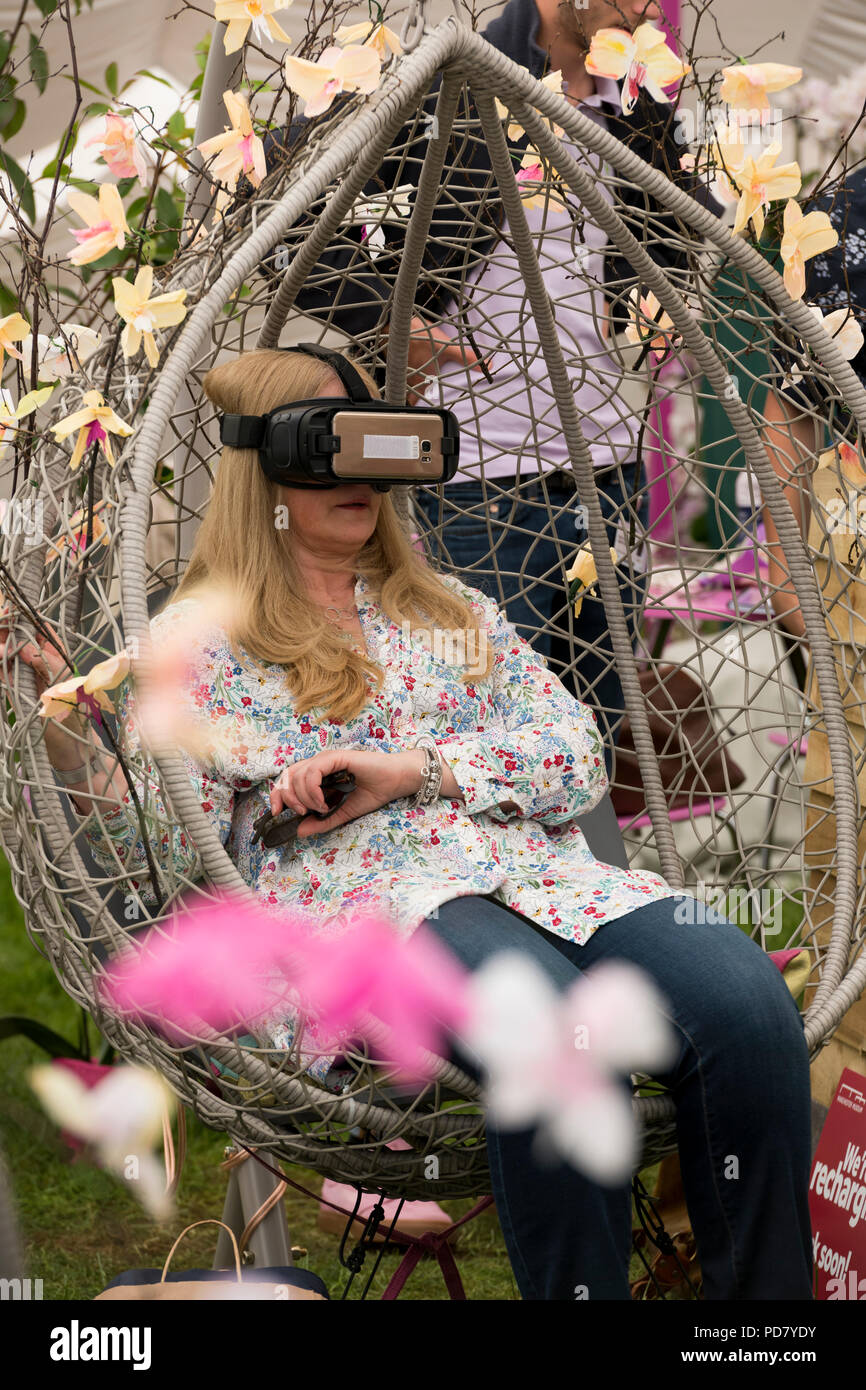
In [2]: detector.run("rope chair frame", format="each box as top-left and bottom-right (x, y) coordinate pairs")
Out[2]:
(2, 16), (866, 1203)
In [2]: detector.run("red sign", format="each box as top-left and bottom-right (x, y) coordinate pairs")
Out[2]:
(809, 1067), (866, 1299)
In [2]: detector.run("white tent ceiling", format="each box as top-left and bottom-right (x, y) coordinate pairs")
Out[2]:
(3, 0), (864, 166)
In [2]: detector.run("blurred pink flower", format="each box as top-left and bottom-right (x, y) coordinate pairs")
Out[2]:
(292, 914), (470, 1078)
(101, 894), (469, 1078)
(101, 893), (307, 1038)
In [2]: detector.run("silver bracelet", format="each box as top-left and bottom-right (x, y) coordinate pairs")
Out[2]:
(411, 734), (443, 808)
(52, 746), (104, 787)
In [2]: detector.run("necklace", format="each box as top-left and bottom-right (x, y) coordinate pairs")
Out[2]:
(323, 604), (359, 625)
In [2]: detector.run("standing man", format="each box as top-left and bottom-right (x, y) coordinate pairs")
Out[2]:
(412, 0), (689, 755)
(269, 0), (701, 753)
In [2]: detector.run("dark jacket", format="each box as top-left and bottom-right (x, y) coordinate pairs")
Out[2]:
(776, 165), (866, 433)
(261, 0), (708, 339)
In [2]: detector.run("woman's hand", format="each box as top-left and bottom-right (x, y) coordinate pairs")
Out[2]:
(0, 602), (71, 703)
(271, 747), (428, 836)
(0, 604), (89, 763)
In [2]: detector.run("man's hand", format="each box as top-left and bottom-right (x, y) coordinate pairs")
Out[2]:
(397, 315), (487, 405)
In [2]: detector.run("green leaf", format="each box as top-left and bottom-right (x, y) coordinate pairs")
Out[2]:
(39, 157), (71, 180)
(34, 0), (60, 15)
(74, 76), (104, 95)
(167, 110), (187, 140)
(2, 153), (35, 222)
(28, 36), (49, 94)
(0, 281), (17, 316)
(156, 184), (181, 230)
(0, 97), (26, 138)
(82, 100), (111, 119)
(104, 61), (118, 97)
(125, 194), (149, 221)
(0, 35), (11, 69)
(133, 68), (176, 90)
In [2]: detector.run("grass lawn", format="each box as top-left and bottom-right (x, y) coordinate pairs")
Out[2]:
(0, 849), (666, 1300)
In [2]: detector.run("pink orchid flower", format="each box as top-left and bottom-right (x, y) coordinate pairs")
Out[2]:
(66, 183), (130, 266)
(291, 914), (470, 1078)
(101, 894), (311, 1039)
(100, 894), (469, 1079)
(88, 112), (153, 182)
(284, 43), (381, 118)
(586, 22), (690, 117)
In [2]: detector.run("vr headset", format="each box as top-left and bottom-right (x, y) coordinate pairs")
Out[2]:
(218, 343), (460, 491)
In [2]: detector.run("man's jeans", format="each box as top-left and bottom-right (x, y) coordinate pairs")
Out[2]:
(427, 893), (814, 1302)
(413, 463), (650, 759)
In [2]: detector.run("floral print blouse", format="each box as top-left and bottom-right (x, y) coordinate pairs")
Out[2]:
(81, 573), (672, 1079)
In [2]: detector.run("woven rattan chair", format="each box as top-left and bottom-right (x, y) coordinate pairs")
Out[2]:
(2, 12), (866, 1274)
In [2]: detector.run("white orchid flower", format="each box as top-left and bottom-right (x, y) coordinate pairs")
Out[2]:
(464, 955), (676, 1183)
(28, 1063), (176, 1221)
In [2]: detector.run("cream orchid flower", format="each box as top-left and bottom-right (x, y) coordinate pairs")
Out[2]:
(0, 312), (29, 371)
(496, 70), (564, 141)
(214, 0), (292, 55)
(48, 498), (112, 559)
(197, 89), (267, 193)
(20, 323), (102, 382)
(284, 44), (381, 117)
(29, 1063), (175, 1221)
(87, 112), (153, 183)
(719, 62), (802, 113)
(565, 545), (619, 618)
(817, 441), (865, 480)
(515, 147), (566, 211)
(785, 305), (864, 383)
(50, 390), (134, 471)
(39, 649), (130, 722)
(730, 142), (801, 239)
(112, 266), (188, 369)
(624, 288), (680, 361)
(0, 386), (55, 454)
(66, 183), (129, 266)
(586, 22), (691, 116)
(334, 20), (401, 61)
(780, 200), (839, 300)
(345, 182), (413, 256)
(683, 121), (747, 202)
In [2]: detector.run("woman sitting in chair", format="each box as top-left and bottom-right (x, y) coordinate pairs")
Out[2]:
(8, 348), (813, 1301)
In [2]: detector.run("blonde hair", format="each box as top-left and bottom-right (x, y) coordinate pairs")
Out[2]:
(170, 348), (492, 722)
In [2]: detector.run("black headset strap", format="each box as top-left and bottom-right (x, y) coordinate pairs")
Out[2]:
(219, 343), (372, 447)
(290, 342), (372, 402)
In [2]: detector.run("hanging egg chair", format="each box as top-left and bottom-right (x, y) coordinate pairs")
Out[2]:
(2, 11), (866, 1211)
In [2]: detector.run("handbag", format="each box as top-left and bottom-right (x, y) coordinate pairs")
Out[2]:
(95, 1219), (328, 1301)
(610, 665), (746, 816)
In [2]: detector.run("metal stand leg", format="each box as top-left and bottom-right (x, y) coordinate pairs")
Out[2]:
(214, 1145), (294, 1270)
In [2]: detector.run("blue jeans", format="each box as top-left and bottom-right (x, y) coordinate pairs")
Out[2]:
(426, 893), (813, 1301)
(414, 464), (650, 761)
